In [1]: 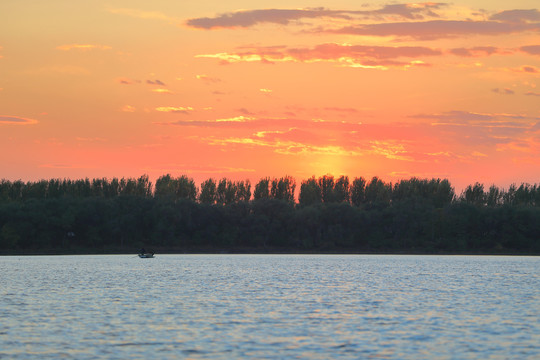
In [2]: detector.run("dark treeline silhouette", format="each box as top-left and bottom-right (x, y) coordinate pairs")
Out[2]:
(1, 174), (539, 254)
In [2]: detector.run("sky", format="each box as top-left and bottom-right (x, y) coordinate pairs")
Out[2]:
(1, 1), (539, 192)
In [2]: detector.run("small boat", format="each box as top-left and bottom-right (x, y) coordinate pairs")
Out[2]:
(138, 253), (155, 258)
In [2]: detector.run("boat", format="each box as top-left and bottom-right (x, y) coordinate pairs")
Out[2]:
(138, 253), (155, 258)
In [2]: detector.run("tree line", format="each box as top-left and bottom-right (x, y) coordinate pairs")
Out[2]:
(0, 174), (539, 254)
(2, 174), (539, 207)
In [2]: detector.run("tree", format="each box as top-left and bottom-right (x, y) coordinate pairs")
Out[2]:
(298, 176), (321, 206)
(486, 185), (501, 207)
(318, 175), (336, 203)
(155, 174), (197, 201)
(270, 176), (296, 202)
(199, 178), (217, 204)
(334, 176), (350, 203)
(463, 182), (485, 206)
(236, 180), (252, 202)
(364, 177), (391, 206)
(350, 177), (366, 206)
(392, 178), (454, 208)
(254, 178), (270, 200)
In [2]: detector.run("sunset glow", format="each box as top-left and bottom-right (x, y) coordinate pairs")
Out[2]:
(1, 1), (539, 191)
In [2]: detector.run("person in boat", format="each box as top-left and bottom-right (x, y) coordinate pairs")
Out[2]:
(139, 248), (146, 255)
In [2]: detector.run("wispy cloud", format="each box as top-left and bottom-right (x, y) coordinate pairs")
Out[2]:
(155, 115), (256, 126)
(520, 45), (540, 55)
(186, 4), (446, 29)
(186, 5), (540, 41)
(329, 20), (540, 41)
(195, 74), (221, 83)
(0, 115), (39, 125)
(147, 79), (166, 86)
(517, 65), (539, 73)
(412, 110), (539, 150)
(449, 46), (504, 57)
(155, 106), (193, 114)
(197, 43), (441, 69)
(489, 9), (540, 23)
(199, 128), (424, 161)
(492, 88), (515, 95)
(151, 88), (174, 94)
(57, 44), (111, 51)
(117, 77), (138, 85)
(203, 133), (365, 157)
(412, 110), (536, 124)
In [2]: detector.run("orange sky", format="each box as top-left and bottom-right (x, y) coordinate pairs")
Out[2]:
(1, 1), (539, 191)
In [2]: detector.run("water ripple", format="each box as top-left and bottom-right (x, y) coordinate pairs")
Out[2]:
(1, 254), (539, 359)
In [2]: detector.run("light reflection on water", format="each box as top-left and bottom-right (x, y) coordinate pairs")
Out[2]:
(1, 254), (539, 359)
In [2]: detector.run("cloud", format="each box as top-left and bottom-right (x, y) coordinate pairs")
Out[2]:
(324, 107), (359, 113)
(330, 20), (540, 40)
(155, 116), (256, 126)
(412, 110), (538, 141)
(197, 43), (441, 69)
(155, 106), (193, 114)
(75, 137), (106, 142)
(237, 108), (255, 115)
(520, 45), (540, 55)
(57, 44), (111, 51)
(525, 91), (540, 96)
(117, 78), (135, 85)
(204, 133), (365, 157)
(410, 111), (540, 156)
(489, 9), (540, 23)
(492, 88), (515, 95)
(186, 4), (446, 29)
(199, 127), (421, 161)
(186, 6), (540, 43)
(195, 74), (221, 83)
(519, 66), (539, 73)
(411, 110), (534, 124)
(368, 140), (415, 161)
(0, 115), (39, 125)
(449, 46), (502, 57)
(147, 79), (166, 86)
(152, 88), (174, 94)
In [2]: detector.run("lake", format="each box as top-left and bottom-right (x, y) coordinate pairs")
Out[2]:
(1, 254), (539, 359)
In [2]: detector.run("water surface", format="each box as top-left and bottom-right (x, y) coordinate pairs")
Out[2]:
(1, 255), (539, 359)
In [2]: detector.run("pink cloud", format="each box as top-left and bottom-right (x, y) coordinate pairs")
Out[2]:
(0, 115), (39, 125)
(449, 46), (502, 57)
(198, 43), (441, 69)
